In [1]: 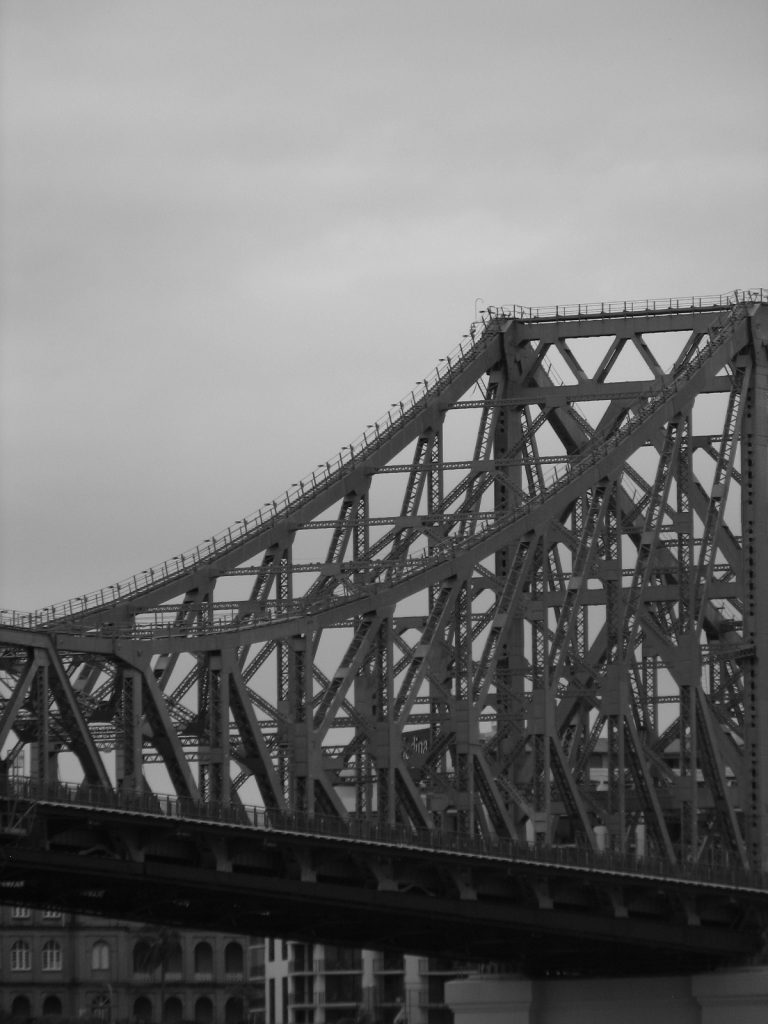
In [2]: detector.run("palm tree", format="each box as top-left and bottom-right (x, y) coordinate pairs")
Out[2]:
(136, 926), (181, 1022)
(228, 982), (263, 1024)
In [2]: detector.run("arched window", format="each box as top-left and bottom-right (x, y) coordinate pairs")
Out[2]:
(194, 940), (214, 975)
(91, 992), (111, 1022)
(43, 995), (63, 1016)
(225, 940), (244, 974)
(164, 996), (183, 1023)
(195, 997), (214, 1024)
(134, 939), (151, 972)
(11, 996), (31, 1017)
(133, 996), (153, 1022)
(225, 996), (245, 1024)
(167, 939), (183, 975)
(42, 939), (63, 971)
(92, 940), (110, 970)
(134, 932), (182, 975)
(11, 939), (31, 970)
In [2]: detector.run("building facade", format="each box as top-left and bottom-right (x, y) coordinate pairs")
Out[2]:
(0, 906), (253, 1021)
(0, 908), (462, 1024)
(260, 941), (464, 1024)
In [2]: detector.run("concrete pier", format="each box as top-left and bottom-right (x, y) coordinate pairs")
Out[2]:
(445, 967), (768, 1023)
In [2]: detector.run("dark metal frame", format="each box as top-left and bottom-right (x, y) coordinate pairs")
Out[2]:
(2, 291), (767, 889)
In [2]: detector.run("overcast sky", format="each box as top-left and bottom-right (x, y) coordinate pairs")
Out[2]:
(1, 0), (766, 612)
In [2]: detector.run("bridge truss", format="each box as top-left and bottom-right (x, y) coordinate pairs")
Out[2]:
(2, 290), (768, 889)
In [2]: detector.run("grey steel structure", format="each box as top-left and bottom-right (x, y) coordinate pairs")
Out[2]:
(1, 291), (767, 967)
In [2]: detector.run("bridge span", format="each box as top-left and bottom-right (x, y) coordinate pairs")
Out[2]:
(1, 292), (768, 979)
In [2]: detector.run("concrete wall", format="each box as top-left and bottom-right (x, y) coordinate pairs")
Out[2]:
(445, 968), (768, 1024)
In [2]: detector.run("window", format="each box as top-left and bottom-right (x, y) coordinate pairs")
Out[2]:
(42, 939), (62, 971)
(42, 909), (62, 920)
(11, 997), (31, 1018)
(195, 997), (214, 1024)
(225, 941), (244, 976)
(92, 993), (111, 1022)
(11, 906), (30, 920)
(194, 941), (213, 976)
(133, 996), (152, 1022)
(134, 940), (151, 973)
(134, 935), (182, 975)
(164, 997), (183, 1023)
(226, 997), (246, 1024)
(92, 940), (110, 970)
(10, 940), (31, 971)
(166, 940), (183, 975)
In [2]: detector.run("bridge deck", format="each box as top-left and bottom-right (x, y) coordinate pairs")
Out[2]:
(1, 779), (765, 976)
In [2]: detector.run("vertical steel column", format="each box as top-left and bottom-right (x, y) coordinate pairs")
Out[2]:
(673, 411), (693, 856)
(31, 659), (51, 786)
(453, 579), (474, 833)
(573, 494), (589, 665)
(570, 494), (592, 788)
(679, 415), (700, 862)
(276, 549), (292, 800)
(198, 653), (211, 801)
(494, 386), (526, 832)
(199, 652), (230, 805)
(352, 491), (369, 576)
(427, 426), (443, 613)
(424, 430), (447, 797)
(602, 486), (624, 849)
(352, 489), (371, 818)
(529, 530), (551, 841)
(289, 632), (313, 813)
(116, 666), (143, 795)
(496, 325), (534, 833)
(741, 314), (768, 869)
(376, 616), (396, 826)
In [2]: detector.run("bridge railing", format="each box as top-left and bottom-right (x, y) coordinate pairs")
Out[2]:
(488, 288), (767, 323)
(3, 775), (766, 893)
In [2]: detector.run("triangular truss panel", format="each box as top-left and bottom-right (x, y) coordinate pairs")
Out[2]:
(2, 290), (768, 871)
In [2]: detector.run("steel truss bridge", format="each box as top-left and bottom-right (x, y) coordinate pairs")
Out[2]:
(1, 290), (768, 975)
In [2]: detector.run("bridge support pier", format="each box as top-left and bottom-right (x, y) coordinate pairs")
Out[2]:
(444, 967), (768, 1024)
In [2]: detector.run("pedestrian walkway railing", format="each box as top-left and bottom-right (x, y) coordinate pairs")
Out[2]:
(2, 774), (766, 894)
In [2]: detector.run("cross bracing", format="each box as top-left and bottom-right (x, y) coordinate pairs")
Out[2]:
(2, 289), (768, 873)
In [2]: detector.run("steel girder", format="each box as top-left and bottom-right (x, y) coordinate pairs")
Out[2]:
(2, 291), (768, 871)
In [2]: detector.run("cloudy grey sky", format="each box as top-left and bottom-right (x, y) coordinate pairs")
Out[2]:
(1, 0), (766, 612)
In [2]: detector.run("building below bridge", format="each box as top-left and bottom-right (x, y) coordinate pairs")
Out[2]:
(0, 905), (467, 1023)
(0, 905), (251, 1022)
(260, 939), (466, 1024)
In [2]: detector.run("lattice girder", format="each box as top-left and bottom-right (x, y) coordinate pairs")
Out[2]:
(2, 291), (767, 871)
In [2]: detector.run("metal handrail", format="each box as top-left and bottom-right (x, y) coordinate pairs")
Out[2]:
(3, 774), (766, 893)
(488, 288), (767, 323)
